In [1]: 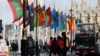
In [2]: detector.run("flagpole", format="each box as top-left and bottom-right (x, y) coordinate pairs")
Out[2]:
(23, 0), (27, 37)
(36, 0), (39, 56)
(53, 2), (57, 37)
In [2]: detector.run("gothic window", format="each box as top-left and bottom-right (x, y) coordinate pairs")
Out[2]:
(92, 10), (94, 13)
(84, 17), (88, 23)
(84, 10), (86, 13)
(76, 11), (79, 13)
(93, 17), (95, 22)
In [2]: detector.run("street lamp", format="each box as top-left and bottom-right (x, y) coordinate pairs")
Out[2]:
(70, 8), (73, 54)
(70, 8), (73, 42)
(87, 13), (90, 23)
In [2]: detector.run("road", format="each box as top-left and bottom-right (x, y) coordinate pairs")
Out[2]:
(11, 51), (77, 56)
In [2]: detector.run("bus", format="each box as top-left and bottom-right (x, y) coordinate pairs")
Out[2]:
(75, 23), (98, 56)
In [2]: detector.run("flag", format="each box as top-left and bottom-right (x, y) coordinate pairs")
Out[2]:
(51, 9), (58, 20)
(63, 13), (69, 20)
(42, 5), (45, 11)
(19, 19), (29, 26)
(24, 0), (29, 19)
(18, 0), (29, 27)
(8, 0), (23, 22)
(67, 18), (71, 35)
(29, 3), (34, 16)
(47, 16), (52, 27)
(67, 17), (76, 35)
(50, 19), (58, 29)
(71, 17), (76, 32)
(34, 10), (38, 27)
(29, 3), (34, 31)
(50, 9), (58, 29)
(38, 6), (44, 26)
(42, 5), (47, 27)
(46, 7), (52, 27)
(58, 12), (67, 32)
(46, 7), (51, 16)
(33, 5), (41, 27)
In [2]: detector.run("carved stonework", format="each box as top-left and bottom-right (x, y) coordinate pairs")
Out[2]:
(70, 0), (100, 26)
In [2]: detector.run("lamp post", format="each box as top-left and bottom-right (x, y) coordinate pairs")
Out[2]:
(87, 13), (90, 23)
(95, 13), (98, 41)
(70, 8), (73, 42)
(70, 8), (73, 54)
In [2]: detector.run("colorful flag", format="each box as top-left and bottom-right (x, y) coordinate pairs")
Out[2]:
(63, 13), (69, 20)
(66, 18), (71, 35)
(67, 17), (76, 35)
(19, 19), (29, 26)
(38, 6), (44, 26)
(42, 5), (45, 11)
(46, 7), (51, 16)
(18, 0), (29, 27)
(46, 7), (52, 27)
(50, 9), (58, 29)
(51, 9), (58, 20)
(34, 10), (38, 27)
(29, 3), (34, 31)
(29, 3), (34, 16)
(71, 17), (76, 32)
(50, 19), (58, 29)
(8, 0), (23, 22)
(58, 12), (67, 32)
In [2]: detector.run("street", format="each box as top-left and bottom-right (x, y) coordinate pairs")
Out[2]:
(11, 51), (77, 56)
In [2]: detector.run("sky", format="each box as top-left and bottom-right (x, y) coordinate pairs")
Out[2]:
(0, 0), (98, 25)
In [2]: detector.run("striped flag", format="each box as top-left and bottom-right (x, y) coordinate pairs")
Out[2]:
(8, 0), (23, 22)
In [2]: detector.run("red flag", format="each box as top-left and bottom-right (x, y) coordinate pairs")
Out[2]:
(46, 7), (52, 27)
(47, 16), (52, 27)
(38, 7), (44, 26)
(46, 7), (51, 16)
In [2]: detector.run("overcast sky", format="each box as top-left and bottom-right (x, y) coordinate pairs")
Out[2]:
(0, 0), (98, 25)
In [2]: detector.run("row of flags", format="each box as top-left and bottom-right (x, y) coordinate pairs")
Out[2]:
(8, 0), (82, 35)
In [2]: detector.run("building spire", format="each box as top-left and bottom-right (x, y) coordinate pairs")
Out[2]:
(98, 0), (100, 9)
(71, 0), (76, 10)
(82, 0), (87, 10)
(97, 0), (100, 14)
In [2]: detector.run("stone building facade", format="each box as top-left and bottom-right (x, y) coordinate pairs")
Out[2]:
(69, 0), (100, 32)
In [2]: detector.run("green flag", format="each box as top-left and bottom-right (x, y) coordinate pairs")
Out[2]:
(8, 0), (23, 22)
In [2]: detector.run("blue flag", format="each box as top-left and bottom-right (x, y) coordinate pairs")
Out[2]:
(51, 9), (58, 20)
(50, 9), (58, 29)
(29, 3), (34, 16)
(50, 19), (58, 29)
(42, 5), (45, 11)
